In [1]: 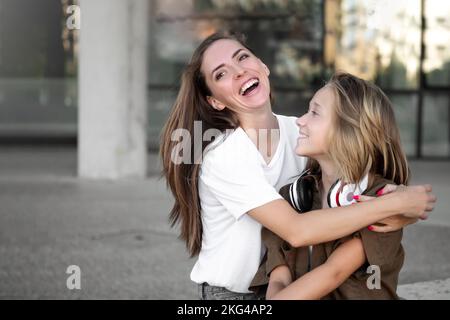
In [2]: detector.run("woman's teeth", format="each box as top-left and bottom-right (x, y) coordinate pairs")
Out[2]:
(240, 78), (259, 96)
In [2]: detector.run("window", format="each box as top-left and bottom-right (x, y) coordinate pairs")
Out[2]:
(422, 94), (450, 156)
(424, 0), (450, 87)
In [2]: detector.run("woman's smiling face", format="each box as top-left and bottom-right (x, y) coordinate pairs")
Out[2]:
(295, 85), (335, 159)
(200, 39), (271, 113)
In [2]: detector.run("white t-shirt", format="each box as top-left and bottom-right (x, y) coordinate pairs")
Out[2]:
(190, 114), (307, 293)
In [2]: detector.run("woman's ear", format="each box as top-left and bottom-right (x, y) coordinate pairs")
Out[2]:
(206, 96), (226, 111)
(260, 60), (270, 76)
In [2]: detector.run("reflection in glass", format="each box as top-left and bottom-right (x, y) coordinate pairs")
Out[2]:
(0, 0), (78, 136)
(147, 0), (450, 157)
(422, 94), (450, 157)
(148, 90), (177, 146)
(328, 0), (421, 89)
(424, 0), (450, 87)
(390, 94), (418, 157)
(149, 0), (324, 88)
(272, 90), (314, 119)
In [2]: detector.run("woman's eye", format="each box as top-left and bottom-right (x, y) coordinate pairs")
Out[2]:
(215, 72), (225, 80)
(239, 53), (249, 61)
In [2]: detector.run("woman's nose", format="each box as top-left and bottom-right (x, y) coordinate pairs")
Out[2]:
(233, 65), (246, 79)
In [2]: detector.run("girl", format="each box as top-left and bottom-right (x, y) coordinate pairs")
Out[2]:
(160, 31), (436, 300)
(251, 73), (413, 299)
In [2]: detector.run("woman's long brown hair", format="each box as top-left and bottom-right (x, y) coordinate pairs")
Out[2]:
(160, 31), (252, 257)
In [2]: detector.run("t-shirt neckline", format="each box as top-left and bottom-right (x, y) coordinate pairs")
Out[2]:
(238, 114), (284, 168)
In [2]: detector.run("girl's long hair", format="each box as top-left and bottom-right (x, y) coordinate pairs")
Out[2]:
(160, 31), (252, 257)
(308, 72), (409, 187)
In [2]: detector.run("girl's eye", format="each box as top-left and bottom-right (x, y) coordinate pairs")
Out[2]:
(239, 53), (249, 61)
(215, 72), (225, 80)
(311, 110), (318, 116)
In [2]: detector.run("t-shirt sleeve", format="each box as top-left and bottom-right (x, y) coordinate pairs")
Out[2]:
(261, 227), (290, 277)
(354, 176), (404, 267)
(250, 227), (293, 289)
(200, 143), (282, 220)
(353, 228), (404, 268)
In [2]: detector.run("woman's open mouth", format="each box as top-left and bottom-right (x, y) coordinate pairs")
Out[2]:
(239, 78), (260, 96)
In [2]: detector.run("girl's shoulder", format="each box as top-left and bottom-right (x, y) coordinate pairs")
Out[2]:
(364, 175), (395, 197)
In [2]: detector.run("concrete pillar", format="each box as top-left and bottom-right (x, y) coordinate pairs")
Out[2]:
(78, 0), (148, 179)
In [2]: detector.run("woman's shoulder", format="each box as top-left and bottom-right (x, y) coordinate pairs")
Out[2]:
(274, 113), (297, 131)
(203, 128), (255, 158)
(274, 113), (297, 123)
(200, 128), (261, 173)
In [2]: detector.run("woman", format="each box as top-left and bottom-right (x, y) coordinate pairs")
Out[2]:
(160, 31), (436, 300)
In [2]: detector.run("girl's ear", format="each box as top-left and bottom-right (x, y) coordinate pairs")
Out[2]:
(206, 96), (226, 111)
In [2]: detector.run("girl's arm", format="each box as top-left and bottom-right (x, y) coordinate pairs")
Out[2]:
(248, 185), (435, 247)
(269, 238), (366, 300)
(265, 265), (292, 300)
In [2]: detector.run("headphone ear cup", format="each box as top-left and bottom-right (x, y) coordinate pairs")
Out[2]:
(296, 176), (315, 212)
(338, 183), (355, 206)
(327, 179), (341, 208)
(289, 175), (315, 213)
(327, 174), (370, 207)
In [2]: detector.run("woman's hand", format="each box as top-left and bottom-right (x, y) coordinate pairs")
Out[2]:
(382, 184), (436, 219)
(357, 184), (437, 225)
(369, 215), (418, 233)
(357, 192), (420, 231)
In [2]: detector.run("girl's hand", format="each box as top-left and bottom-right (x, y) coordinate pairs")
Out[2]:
(266, 265), (292, 299)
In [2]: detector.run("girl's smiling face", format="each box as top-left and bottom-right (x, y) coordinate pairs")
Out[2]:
(295, 85), (335, 158)
(200, 39), (271, 113)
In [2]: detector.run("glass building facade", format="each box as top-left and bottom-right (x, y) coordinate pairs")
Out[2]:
(0, 0), (449, 158)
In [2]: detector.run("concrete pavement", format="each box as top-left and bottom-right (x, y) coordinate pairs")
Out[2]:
(0, 145), (449, 299)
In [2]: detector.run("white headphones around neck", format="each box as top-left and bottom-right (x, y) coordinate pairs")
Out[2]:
(327, 174), (369, 208)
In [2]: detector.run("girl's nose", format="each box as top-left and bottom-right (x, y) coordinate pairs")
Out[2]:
(297, 114), (307, 127)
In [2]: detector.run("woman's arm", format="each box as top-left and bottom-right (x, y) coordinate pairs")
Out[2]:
(266, 265), (293, 299)
(358, 184), (422, 232)
(269, 238), (366, 300)
(248, 185), (435, 247)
